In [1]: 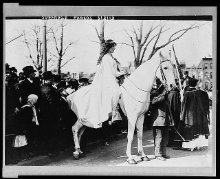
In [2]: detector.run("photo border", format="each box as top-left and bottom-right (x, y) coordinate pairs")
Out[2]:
(2, 4), (217, 177)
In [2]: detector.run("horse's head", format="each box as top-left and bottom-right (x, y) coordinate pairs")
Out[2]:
(157, 52), (176, 91)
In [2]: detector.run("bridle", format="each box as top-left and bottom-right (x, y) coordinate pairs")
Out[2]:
(121, 59), (172, 103)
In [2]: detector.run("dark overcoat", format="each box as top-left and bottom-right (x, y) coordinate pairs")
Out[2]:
(177, 88), (210, 140)
(39, 84), (62, 125)
(167, 87), (181, 127)
(17, 78), (41, 107)
(150, 85), (174, 127)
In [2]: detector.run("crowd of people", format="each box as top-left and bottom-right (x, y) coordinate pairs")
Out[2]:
(5, 63), (128, 164)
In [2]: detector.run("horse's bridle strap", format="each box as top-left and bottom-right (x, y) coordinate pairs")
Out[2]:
(121, 85), (149, 103)
(125, 76), (151, 93)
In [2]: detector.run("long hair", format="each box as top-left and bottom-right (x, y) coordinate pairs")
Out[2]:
(97, 39), (117, 65)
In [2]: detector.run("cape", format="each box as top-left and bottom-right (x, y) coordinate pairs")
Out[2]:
(176, 89), (210, 141)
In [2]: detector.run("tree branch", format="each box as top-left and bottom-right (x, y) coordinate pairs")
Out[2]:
(141, 23), (160, 46)
(124, 29), (136, 59)
(140, 27), (170, 62)
(51, 29), (60, 55)
(61, 57), (75, 68)
(132, 25), (139, 43)
(139, 21), (143, 43)
(49, 51), (59, 59)
(157, 24), (199, 51)
(62, 42), (75, 56)
(95, 27), (100, 40)
(117, 42), (133, 47)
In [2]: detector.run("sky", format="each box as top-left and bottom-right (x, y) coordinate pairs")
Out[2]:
(4, 19), (212, 74)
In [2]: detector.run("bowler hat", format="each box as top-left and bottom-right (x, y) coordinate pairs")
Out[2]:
(42, 71), (54, 80)
(22, 66), (36, 75)
(79, 77), (89, 83)
(188, 78), (198, 87)
(68, 80), (79, 88)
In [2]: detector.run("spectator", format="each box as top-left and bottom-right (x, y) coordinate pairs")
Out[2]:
(182, 71), (193, 91)
(53, 74), (61, 89)
(18, 72), (25, 82)
(150, 78), (174, 161)
(57, 80), (68, 98)
(39, 71), (63, 157)
(78, 77), (90, 88)
(66, 79), (79, 95)
(15, 94), (40, 158)
(17, 66), (41, 107)
(167, 84), (181, 148)
(175, 77), (210, 150)
(5, 70), (20, 164)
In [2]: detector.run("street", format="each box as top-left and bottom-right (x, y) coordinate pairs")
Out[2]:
(12, 127), (212, 168)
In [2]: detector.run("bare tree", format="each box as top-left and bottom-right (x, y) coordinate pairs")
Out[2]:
(21, 24), (44, 72)
(96, 20), (105, 55)
(124, 21), (200, 69)
(48, 20), (77, 75)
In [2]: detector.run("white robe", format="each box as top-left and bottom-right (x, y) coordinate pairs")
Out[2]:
(67, 54), (123, 128)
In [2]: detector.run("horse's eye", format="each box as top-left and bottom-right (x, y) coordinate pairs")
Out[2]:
(164, 67), (168, 70)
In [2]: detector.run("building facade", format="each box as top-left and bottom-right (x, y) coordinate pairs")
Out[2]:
(183, 57), (212, 91)
(197, 57), (212, 91)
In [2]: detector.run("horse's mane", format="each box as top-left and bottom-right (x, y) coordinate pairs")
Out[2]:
(127, 55), (160, 82)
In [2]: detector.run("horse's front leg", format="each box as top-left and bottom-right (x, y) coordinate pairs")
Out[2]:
(78, 125), (87, 155)
(136, 115), (150, 161)
(72, 120), (84, 159)
(126, 118), (137, 164)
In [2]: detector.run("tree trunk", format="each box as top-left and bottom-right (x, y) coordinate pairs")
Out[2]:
(57, 57), (62, 75)
(99, 20), (105, 55)
(135, 45), (142, 68)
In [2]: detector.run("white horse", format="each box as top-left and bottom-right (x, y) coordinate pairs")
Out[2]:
(67, 51), (176, 164)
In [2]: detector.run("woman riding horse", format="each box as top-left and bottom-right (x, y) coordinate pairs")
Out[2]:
(67, 39), (127, 158)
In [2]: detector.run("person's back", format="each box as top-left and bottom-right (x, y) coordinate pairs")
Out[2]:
(40, 83), (61, 122)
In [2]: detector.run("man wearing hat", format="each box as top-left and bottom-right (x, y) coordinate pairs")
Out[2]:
(39, 71), (63, 156)
(182, 71), (193, 91)
(17, 66), (41, 107)
(78, 76), (90, 89)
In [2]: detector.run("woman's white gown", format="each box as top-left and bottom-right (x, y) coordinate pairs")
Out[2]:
(67, 54), (122, 128)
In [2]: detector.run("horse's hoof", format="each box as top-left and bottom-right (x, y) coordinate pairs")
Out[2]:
(73, 151), (80, 160)
(127, 159), (137, 165)
(141, 156), (150, 161)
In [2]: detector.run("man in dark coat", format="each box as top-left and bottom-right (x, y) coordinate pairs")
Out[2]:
(39, 71), (62, 156)
(167, 85), (181, 147)
(17, 66), (41, 107)
(150, 78), (174, 161)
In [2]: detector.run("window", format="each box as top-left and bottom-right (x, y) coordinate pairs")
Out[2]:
(203, 63), (208, 70)
(210, 63), (213, 69)
(205, 72), (209, 77)
(210, 72), (212, 79)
